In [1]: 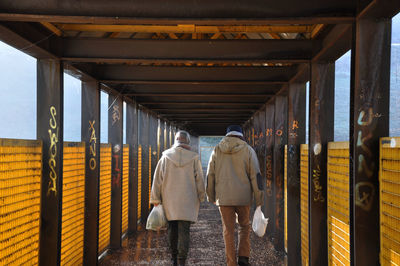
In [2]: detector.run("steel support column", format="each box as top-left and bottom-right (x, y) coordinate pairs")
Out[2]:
(126, 101), (138, 233)
(139, 108), (150, 222)
(287, 82), (306, 265)
(273, 95), (288, 251)
(37, 59), (63, 266)
(350, 17), (391, 266)
(264, 102), (275, 236)
(309, 62), (334, 265)
(108, 94), (123, 249)
(82, 80), (100, 265)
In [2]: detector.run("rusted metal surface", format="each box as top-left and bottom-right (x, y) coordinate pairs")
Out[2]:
(264, 103), (275, 236)
(273, 95), (287, 251)
(82, 80), (100, 265)
(109, 94), (123, 249)
(350, 17), (391, 266)
(37, 59), (64, 266)
(0, 0), (355, 20)
(138, 108), (150, 222)
(286, 82), (306, 265)
(126, 101), (138, 233)
(309, 62), (334, 265)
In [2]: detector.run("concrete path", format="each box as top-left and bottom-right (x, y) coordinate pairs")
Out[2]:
(100, 202), (284, 265)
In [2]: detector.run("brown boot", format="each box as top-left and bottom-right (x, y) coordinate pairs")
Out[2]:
(177, 258), (186, 265)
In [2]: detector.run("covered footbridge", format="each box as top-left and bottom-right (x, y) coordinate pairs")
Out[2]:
(0, 0), (400, 265)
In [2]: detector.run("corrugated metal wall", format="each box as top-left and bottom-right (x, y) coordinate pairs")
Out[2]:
(98, 144), (111, 254)
(61, 142), (85, 266)
(327, 142), (350, 266)
(300, 144), (309, 266)
(0, 139), (42, 265)
(122, 145), (129, 235)
(379, 137), (400, 265)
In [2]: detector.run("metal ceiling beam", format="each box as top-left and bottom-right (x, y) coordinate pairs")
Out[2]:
(77, 65), (298, 82)
(151, 108), (256, 112)
(126, 93), (271, 97)
(0, 0), (355, 21)
(0, 14), (355, 25)
(60, 38), (316, 63)
(141, 102), (265, 105)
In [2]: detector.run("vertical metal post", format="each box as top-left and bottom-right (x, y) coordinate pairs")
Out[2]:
(287, 82), (306, 265)
(126, 101), (138, 233)
(309, 62), (334, 265)
(350, 17), (391, 266)
(265, 103), (275, 236)
(37, 59), (63, 266)
(82, 80), (100, 265)
(273, 95), (288, 251)
(139, 108), (150, 222)
(108, 94), (123, 249)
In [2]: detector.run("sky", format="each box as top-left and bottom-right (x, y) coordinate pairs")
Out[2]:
(0, 15), (399, 141)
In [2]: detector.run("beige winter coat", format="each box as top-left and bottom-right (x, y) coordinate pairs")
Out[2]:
(150, 146), (205, 222)
(206, 136), (264, 206)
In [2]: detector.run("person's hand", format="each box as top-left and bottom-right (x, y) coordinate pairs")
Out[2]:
(154, 203), (159, 207)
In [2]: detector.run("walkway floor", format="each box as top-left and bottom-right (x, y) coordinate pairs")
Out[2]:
(100, 202), (284, 265)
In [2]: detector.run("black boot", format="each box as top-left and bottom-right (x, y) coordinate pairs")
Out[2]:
(171, 256), (177, 266)
(238, 256), (250, 266)
(177, 258), (186, 266)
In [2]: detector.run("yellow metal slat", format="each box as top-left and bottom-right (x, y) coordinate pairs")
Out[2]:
(98, 144), (112, 254)
(327, 141), (350, 266)
(122, 145), (129, 234)
(0, 139), (42, 266)
(380, 137), (400, 266)
(300, 144), (309, 266)
(61, 142), (85, 266)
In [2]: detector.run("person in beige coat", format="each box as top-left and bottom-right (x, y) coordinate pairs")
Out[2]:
(150, 131), (205, 266)
(206, 125), (264, 266)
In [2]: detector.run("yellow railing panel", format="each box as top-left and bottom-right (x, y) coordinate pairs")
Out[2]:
(138, 145), (142, 220)
(61, 142), (85, 266)
(122, 145), (129, 235)
(300, 144), (309, 266)
(284, 145), (288, 253)
(0, 139), (42, 266)
(380, 137), (400, 266)
(98, 144), (111, 254)
(327, 141), (350, 266)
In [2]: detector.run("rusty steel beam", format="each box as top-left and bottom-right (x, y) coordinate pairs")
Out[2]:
(108, 94), (123, 249)
(37, 59), (64, 266)
(81, 80), (100, 265)
(309, 62), (334, 265)
(59, 38), (316, 62)
(78, 65), (298, 82)
(126, 101), (138, 233)
(273, 95), (288, 251)
(350, 17), (391, 266)
(264, 102), (275, 236)
(0, 0), (355, 21)
(286, 82), (306, 265)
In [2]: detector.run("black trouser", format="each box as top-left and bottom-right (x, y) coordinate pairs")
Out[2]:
(167, 220), (191, 260)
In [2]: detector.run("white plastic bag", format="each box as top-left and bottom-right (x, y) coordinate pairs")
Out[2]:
(252, 206), (269, 237)
(146, 205), (168, 231)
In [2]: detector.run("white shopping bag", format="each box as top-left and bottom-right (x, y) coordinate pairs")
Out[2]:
(146, 205), (168, 231)
(252, 206), (269, 237)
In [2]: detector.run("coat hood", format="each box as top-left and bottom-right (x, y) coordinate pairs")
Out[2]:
(217, 136), (247, 154)
(162, 146), (198, 167)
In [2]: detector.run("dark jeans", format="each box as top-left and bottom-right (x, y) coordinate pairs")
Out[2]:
(168, 220), (191, 260)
